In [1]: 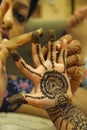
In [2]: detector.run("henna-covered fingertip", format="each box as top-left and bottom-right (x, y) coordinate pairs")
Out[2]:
(10, 51), (21, 61)
(48, 29), (56, 42)
(32, 31), (40, 43)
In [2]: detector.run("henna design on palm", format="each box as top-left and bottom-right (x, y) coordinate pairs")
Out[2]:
(40, 70), (68, 99)
(8, 30), (72, 109)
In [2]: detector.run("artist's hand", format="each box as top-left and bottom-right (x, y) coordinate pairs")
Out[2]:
(8, 33), (72, 109)
(0, 0), (43, 106)
(59, 35), (84, 93)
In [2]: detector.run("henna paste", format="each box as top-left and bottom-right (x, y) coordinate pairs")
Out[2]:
(63, 50), (66, 72)
(25, 95), (46, 100)
(36, 44), (47, 70)
(62, 102), (87, 130)
(50, 43), (55, 68)
(32, 31), (40, 43)
(55, 94), (69, 107)
(10, 51), (21, 61)
(48, 29), (56, 42)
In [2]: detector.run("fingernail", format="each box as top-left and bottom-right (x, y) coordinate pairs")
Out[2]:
(10, 51), (21, 61)
(32, 31), (40, 43)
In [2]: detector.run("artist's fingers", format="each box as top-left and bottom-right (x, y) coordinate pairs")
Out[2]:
(66, 15), (77, 33)
(0, 40), (9, 57)
(67, 15), (77, 29)
(68, 66), (84, 93)
(0, 0), (9, 41)
(56, 36), (81, 55)
(73, 8), (85, 22)
(0, 0), (9, 25)
(2, 28), (43, 51)
(0, 46), (9, 76)
(41, 35), (73, 59)
(67, 66), (84, 78)
(52, 35), (72, 54)
(66, 54), (84, 68)
(58, 34), (73, 44)
(10, 51), (41, 81)
(67, 7), (87, 33)
(32, 31), (45, 67)
(42, 35), (81, 61)
(0, 0), (9, 18)
(67, 39), (81, 56)
(42, 35), (75, 58)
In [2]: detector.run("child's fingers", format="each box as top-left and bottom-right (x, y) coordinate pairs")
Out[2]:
(10, 51), (37, 81)
(57, 39), (67, 65)
(0, 0), (9, 18)
(32, 31), (45, 67)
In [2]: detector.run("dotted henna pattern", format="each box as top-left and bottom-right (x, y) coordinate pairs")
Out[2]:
(40, 70), (69, 99)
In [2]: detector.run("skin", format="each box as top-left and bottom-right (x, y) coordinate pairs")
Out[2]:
(1, 0), (30, 39)
(66, 6), (87, 117)
(0, 0), (49, 118)
(0, 0), (87, 122)
(7, 36), (87, 130)
(42, 34), (84, 94)
(67, 6), (87, 59)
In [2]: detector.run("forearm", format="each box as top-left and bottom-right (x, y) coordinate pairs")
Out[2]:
(46, 102), (87, 130)
(16, 104), (49, 118)
(46, 104), (73, 130)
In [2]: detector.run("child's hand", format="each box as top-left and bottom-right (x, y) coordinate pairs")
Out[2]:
(8, 32), (72, 109)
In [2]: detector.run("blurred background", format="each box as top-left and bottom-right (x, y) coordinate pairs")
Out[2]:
(31, 0), (87, 20)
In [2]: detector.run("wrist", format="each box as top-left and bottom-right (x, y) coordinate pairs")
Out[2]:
(46, 105), (62, 129)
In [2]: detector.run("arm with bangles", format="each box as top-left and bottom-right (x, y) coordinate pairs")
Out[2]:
(7, 32), (87, 130)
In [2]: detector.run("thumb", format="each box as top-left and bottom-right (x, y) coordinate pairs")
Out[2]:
(7, 93), (49, 109)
